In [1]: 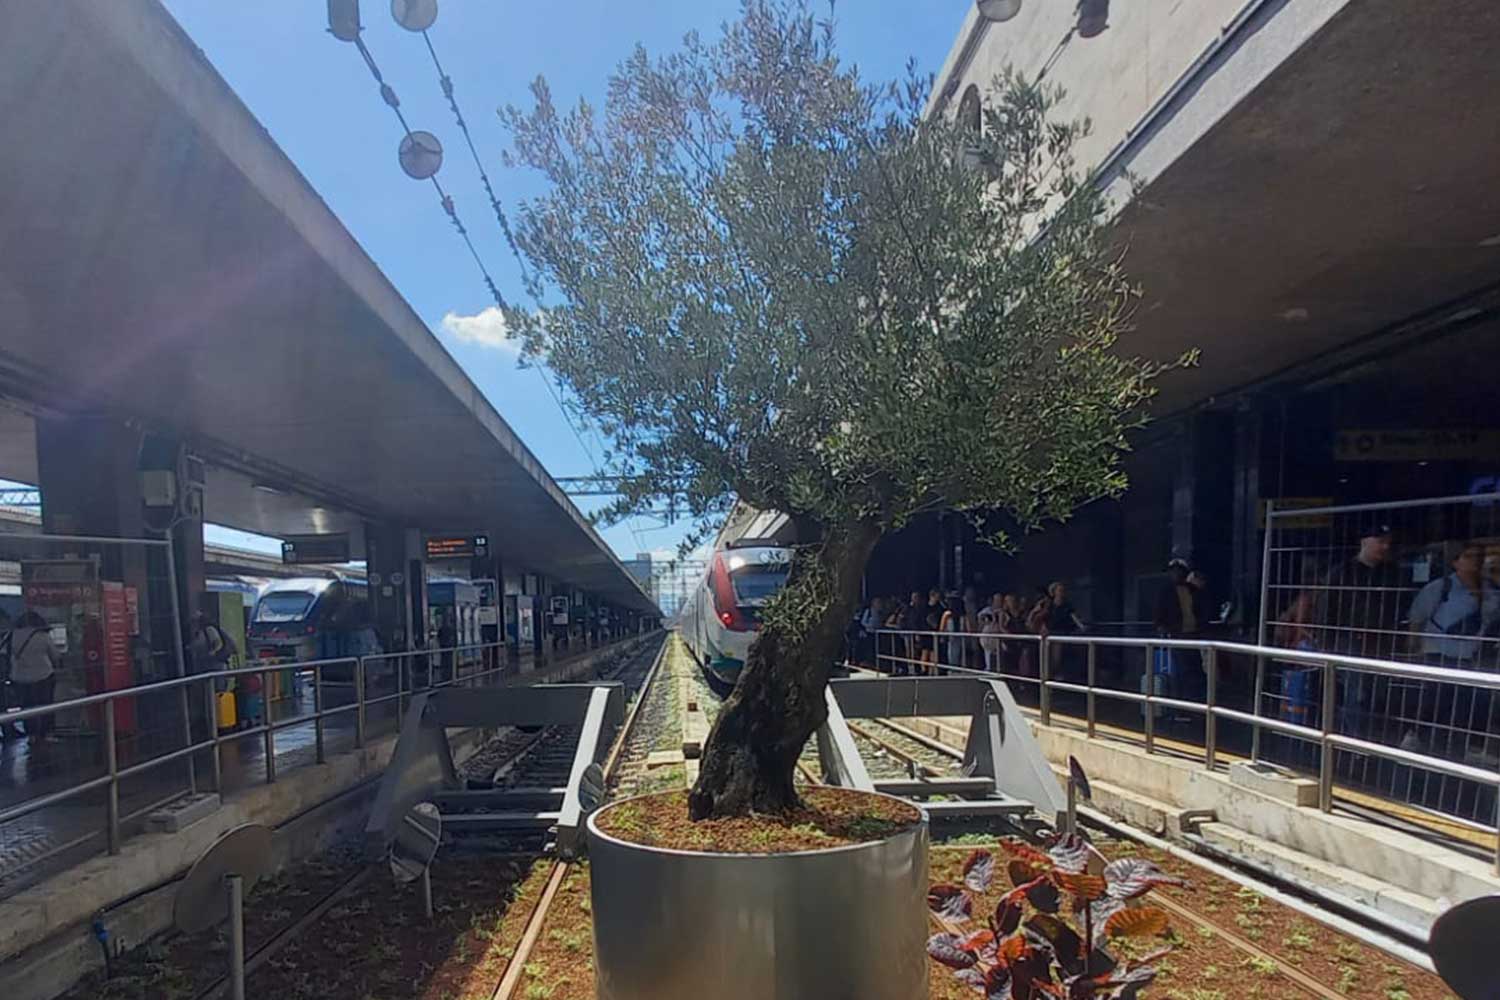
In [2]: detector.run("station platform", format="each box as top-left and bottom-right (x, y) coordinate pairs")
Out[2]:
(0, 635), (656, 999)
(0, 683), (384, 901)
(0, 642), (634, 904)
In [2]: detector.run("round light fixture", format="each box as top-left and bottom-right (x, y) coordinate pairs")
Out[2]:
(976, 0), (1023, 23)
(391, 0), (438, 32)
(327, 0), (362, 42)
(398, 130), (444, 180)
(1077, 0), (1110, 37)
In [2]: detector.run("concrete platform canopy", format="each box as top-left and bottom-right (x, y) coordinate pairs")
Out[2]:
(0, 0), (655, 614)
(930, 0), (1500, 415)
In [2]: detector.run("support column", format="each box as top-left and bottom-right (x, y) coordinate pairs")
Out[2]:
(364, 523), (424, 655)
(471, 548), (504, 672)
(1168, 412), (1237, 611)
(35, 419), (203, 678)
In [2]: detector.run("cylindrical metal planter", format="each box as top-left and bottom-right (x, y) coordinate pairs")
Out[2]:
(587, 791), (929, 1000)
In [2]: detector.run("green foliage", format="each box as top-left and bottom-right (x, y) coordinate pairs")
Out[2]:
(501, 0), (1188, 577)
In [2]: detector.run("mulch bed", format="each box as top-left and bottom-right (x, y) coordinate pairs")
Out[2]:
(246, 854), (547, 1000)
(58, 845), (368, 1000)
(593, 786), (922, 853)
(62, 849), (550, 1000)
(928, 840), (1456, 1000)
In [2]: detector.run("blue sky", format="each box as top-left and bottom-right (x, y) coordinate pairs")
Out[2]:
(152, 0), (963, 560)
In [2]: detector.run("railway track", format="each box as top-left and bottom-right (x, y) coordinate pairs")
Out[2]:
(467, 660), (1439, 1000)
(489, 636), (674, 1000)
(181, 635), (669, 1000)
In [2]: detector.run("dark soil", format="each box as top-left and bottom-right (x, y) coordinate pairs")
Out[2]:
(594, 786), (922, 853)
(246, 854), (544, 1000)
(928, 841), (1456, 1000)
(58, 844), (368, 1000)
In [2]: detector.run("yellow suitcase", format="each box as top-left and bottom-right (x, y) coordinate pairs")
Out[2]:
(216, 690), (237, 730)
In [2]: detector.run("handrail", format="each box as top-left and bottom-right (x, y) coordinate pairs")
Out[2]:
(0, 635), (649, 874)
(870, 627), (1500, 875)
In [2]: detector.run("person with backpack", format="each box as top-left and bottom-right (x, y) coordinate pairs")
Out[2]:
(190, 612), (239, 675)
(10, 611), (61, 743)
(1404, 541), (1500, 763)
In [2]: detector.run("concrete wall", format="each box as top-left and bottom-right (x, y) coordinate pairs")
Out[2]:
(934, 0), (1249, 168)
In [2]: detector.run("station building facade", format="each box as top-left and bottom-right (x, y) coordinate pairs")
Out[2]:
(864, 0), (1500, 632)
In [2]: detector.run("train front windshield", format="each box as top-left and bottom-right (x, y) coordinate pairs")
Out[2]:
(730, 567), (788, 606)
(255, 591), (316, 622)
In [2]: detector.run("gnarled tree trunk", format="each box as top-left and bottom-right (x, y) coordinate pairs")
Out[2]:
(688, 520), (882, 820)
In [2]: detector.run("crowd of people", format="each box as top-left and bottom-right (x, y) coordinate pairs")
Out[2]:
(848, 582), (1087, 676)
(1272, 523), (1500, 758)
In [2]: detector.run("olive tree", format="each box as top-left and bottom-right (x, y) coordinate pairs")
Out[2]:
(500, 1), (1187, 819)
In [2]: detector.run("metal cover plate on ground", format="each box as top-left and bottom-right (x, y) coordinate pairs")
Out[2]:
(390, 802), (441, 884)
(1430, 895), (1500, 1000)
(174, 824), (273, 934)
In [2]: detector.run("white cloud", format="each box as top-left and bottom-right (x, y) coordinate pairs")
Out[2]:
(440, 306), (521, 356)
(649, 542), (713, 564)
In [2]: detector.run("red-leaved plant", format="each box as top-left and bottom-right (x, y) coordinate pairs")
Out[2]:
(926, 834), (1186, 999)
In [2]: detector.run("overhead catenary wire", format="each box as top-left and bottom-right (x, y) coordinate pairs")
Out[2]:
(411, 21), (653, 539)
(342, 32), (505, 310)
(343, 9), (655, 546)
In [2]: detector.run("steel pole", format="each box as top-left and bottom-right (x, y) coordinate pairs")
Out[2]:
(1205, 646), (1219, 771)
(262, 669), (276, 783)
(1143, 643), (1155, 755)
(1253, 500), (1275, 762)
(1319, 662), (1336, 813)
(421, 866), (433, 921)
(205, 681), (222, 793)
(1086, 642), (1097, 739)
(226, 874), (246, 1000)
(313, 665), (325, 765)
(166, 532), (196, 793)
(1039, 637), (1052, 726)
(354, 658), (366, 749)
(104, 698), (119, 854)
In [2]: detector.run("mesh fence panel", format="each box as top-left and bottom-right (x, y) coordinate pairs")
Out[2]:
(1262, 494), (1500, 824)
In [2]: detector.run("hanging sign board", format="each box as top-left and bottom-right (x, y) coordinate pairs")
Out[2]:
(282, 534), (351, 565)
(1335, 428), (1500, 463)
(425, 534), (490, 560)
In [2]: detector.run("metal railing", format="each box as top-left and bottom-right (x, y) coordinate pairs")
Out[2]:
(872, 627), (1500, 874)
(0, 637), (615, 876)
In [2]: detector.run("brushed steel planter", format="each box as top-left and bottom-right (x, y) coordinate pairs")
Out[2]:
(587, 791), (929, 1000)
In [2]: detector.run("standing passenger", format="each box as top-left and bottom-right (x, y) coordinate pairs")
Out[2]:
(1405, 542), (1500, 763)
(939, 593), (964, 672)
(9, 612), (60, 743)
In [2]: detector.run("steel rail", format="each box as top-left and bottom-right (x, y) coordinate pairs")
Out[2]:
(151, 635), (664, 1000)
(492, 636), (674, 1000)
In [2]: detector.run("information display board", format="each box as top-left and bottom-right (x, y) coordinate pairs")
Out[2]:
(281, 534), (351, 565)
(425, 534), (489, 560)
